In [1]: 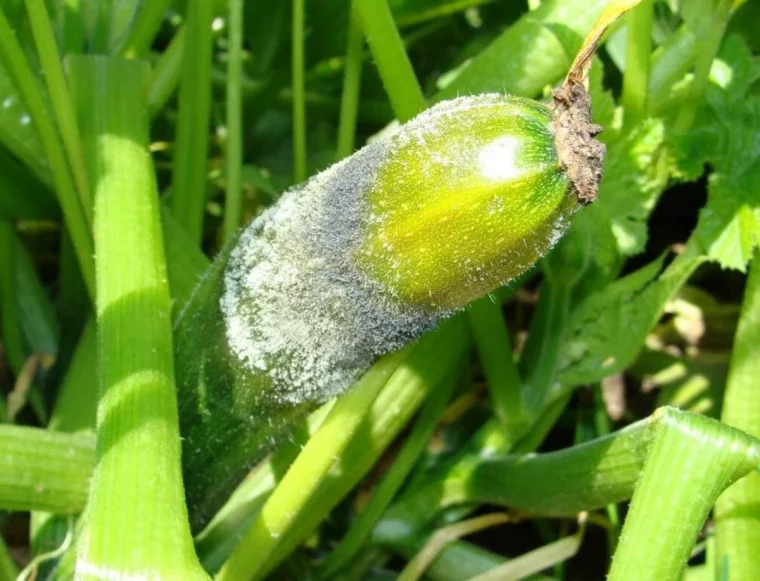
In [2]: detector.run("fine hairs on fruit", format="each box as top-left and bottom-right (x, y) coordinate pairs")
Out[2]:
(220, 93), (588, 406)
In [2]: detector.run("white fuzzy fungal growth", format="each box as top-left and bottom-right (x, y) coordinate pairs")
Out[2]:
(219, 94), (576, 406)
(220, 139), (442, 405)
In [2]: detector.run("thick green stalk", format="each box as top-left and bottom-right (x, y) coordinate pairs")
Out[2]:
(467, 296), (524, 426)
(0, 8), (95, 298)
(336, 9), (364, 159)
(621, 0), (653, 128)
(25, 0), (92, 221)
(170, 0), (214, 244)
(291, 0), (307, 182)
(715, 251), (760, 580)
(117, 0), (172, 57)
(375, 418), (653, 549)
(319, 372), (457, 577)
(193, 322), (467, 574)
(0, 425), (92, 513)
(69, 56), (207, 581)
(222, 0), (244, 244)
(251, 319), (471, 578)
(194, 402), (336, 572)
(609, 408), (760, 581)
(353, 0), (426, 121)
(29, 209), (210, 573)
(216, 350), (407, 581)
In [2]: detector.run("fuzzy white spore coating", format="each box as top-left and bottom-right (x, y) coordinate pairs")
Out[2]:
(220, 94), (564, 406)
(220, 139), (442, 405)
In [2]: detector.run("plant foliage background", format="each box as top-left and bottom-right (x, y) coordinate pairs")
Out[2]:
(0, 0), (759, 580)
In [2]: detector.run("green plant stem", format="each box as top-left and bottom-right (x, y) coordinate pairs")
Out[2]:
(222, 0), (244, 244)
(69, 55), (207, 581)
(25, 0), (92, 222)
(0, 8), (95, 298)
(609, 408), (760, 581)
(374, 417), (653, 551)
(320, 373), (456, 577)
(398, 513), (511, 581)
(117, 0), (172, 57)
(87, 0), (111, 53)
(353, 0), (426, 121)
(403, 539), (554, 581)
(467, 296), (524, 427)
(0, 221), (25, 374)
(0, 532), (17, 580)
(336, 9), (364, 160)
(648, 24), (696, 115)
(241, 318), (470, 579)
(170, 0), (214, 244)
(216, 350), (407, 581)
(469, 520), (585, 581)
(28, 209), (210, 573)
(59, 0), (85, 53)
(674, 0), (733, 131)
(194, 401), (336, 572)
(147, 25), (184, 116)
(593, 388), (621, 556)
(621, 0), (653, 128)
(0, 425), (92, 513)
(715, 250), (760, 580)
(520, 280), (572, 415)
(291, 0), (307, 182)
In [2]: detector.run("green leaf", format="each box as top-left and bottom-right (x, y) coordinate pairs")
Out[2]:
(0, 61), (49, 183)
(695, 167), (760, 272)
(558, 253), (668, 386)
(436, 0), (610, 99)
(597, 119), (668, 257)
(681, 37), (760, 271)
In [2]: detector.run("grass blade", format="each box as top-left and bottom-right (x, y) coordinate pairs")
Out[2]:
(25, 0), (92, 222)
(0, 7), (95, 298)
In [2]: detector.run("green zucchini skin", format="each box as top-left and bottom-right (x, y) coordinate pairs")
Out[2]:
(175, 94), (585, 531)
(359, 94), (576, 309)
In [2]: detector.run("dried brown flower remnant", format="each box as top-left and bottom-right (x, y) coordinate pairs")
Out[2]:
(551, 83), (606, 206)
